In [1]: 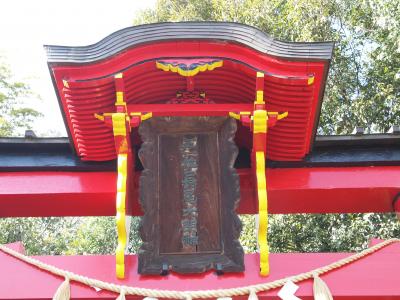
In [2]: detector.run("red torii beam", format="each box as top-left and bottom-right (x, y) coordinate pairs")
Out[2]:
(0, 166), (399, 217)
(0, 241), (399, 299)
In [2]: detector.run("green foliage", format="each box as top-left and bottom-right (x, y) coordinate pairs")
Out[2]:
(0, 217), (81, 255)
(240, 213), (400, 253)
(269, 213), (400, 252)
(134, 0), (399, 134)
(1, 214), (398, 255)
(0, 57), (41, 136)
(0, 217), (141, 255)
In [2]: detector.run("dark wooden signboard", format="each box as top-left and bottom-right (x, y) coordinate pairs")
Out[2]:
(138, 117), (244, 275)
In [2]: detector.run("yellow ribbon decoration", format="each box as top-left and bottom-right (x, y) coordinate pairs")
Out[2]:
(253, 110), (268, 134)
(112, 113), (127, 137)
(256, 151), (269, 276)
(116, 153), (128, 279)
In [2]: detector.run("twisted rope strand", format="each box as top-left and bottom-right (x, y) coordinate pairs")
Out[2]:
(1, 238), (399, 299)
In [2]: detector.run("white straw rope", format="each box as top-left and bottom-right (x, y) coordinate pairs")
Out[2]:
(1, 238), (399, 299)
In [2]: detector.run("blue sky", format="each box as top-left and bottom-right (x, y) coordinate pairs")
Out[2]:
(0, 0), (156, 136)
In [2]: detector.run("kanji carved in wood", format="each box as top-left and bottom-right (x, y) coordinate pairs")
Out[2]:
(138, 117), (244, 275)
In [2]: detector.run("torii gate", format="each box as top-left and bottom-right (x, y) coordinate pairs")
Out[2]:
(0, 22), (399, 299)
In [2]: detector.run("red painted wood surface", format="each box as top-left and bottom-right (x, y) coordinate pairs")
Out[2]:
(127, 103), (254, 116)
(395, 196), (400, 213)
(0, 166), (399, 217)
(0, 241), (399, 299)
(51, 41), (327, 162)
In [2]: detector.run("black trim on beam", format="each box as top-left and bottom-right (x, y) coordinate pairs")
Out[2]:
(0, 138), (115, 172)
(267, 145), (400, 168)
(267, 134), (400, 168)
(314, 134), (400, 147)
(268, 134), (400, 168)
(0, 135), (399, 171)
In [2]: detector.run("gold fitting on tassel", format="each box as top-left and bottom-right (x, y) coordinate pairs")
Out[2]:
(53, 276), (70, 300)
(313, 273), (333, 300)
(248, 288), (258, 300)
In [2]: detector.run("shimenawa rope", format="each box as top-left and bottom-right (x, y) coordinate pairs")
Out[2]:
(0, 238), (398, 299)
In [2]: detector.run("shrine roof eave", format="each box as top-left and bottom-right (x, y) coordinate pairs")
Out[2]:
(44, 22), (334, 65)
(44, 22), (335, 162)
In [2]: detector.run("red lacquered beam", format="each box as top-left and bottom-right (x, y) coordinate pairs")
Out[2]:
(0, 241), (399, 299)
(127, 103), (254, 116)
(0, 172), (116, 217)
(266, 166), (400, 214)
(0, 166), (399, 217)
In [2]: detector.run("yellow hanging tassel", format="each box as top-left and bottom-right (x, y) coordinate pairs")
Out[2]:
(248, 289), (258, 300)
(52, 277), (70, 300)
(116, 289), (126, 300)
(313, 273), (333, 300)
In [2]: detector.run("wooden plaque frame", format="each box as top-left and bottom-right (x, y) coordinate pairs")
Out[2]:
(137, 117), (244, 275)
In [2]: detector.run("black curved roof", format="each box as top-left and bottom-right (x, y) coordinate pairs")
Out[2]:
(45, 22), (334, 64)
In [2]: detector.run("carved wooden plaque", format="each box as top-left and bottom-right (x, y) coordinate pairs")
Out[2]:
(138, 117), (244, 275)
